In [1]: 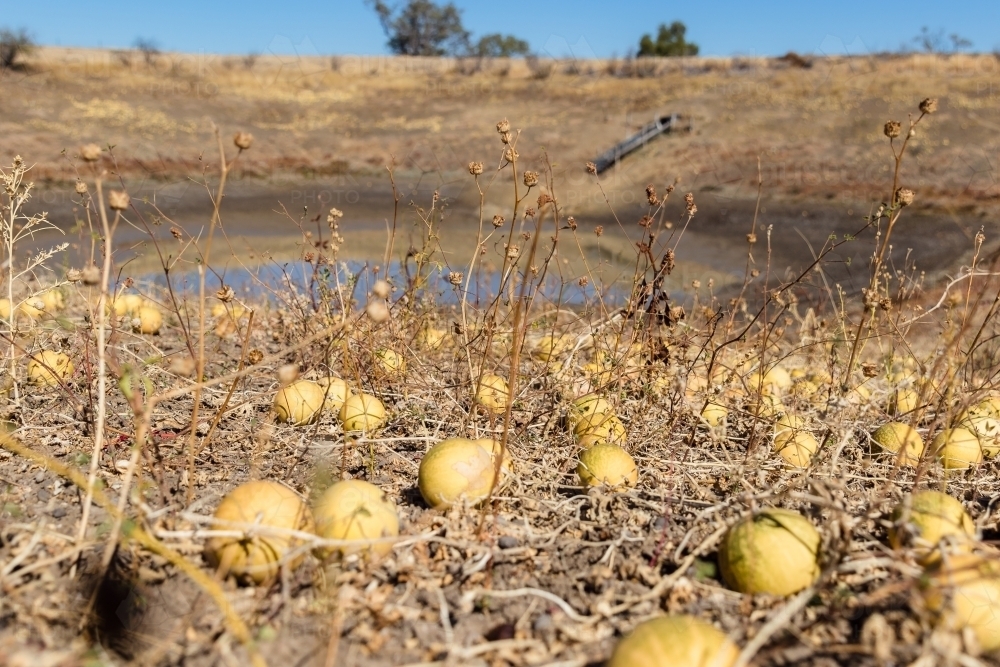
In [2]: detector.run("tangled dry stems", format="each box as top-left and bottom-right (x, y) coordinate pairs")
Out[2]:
(1, 99), (999, 666)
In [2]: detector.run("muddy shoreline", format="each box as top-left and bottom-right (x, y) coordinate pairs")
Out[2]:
(19, 173), (993, 307)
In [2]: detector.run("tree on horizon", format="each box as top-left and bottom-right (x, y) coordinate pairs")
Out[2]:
(638, 21), (699, 57)
(367, 0), (470, 56)
(367, 1), (529, 58)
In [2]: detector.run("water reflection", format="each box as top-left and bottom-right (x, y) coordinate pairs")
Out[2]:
(135, 259), (638, 309)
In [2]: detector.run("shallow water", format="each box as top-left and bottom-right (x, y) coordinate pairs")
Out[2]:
(129, 257), (638, 313)
(18, 178), (992, 313)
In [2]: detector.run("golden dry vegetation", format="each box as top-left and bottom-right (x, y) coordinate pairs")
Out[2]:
(3, 48), (1000, 211)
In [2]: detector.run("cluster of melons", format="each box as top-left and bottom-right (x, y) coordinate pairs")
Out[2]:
(869, 395), (1000, 470)
(698, 360), (823, 468)
(531, 331), (576, 363)
(956, 395), (1000, 458)
(211, 302), (248, 337)
(870, 422), (925, 466)
(205, 478), (400, 584)
(686, 358), (779, 431)
(746, 362), (847, 420)
(475, 373), (509, 415)
(773, 415), (819, 468)
(206, 439), (515, 583)
(679, 360), (735, 428)
(608, 491), (997, 664)
(373, 347), (405, 380)
(417, 437), (511, 509)
(27, 350), (74, 387)
(110, 293), (163, 334)
(272, 375), (387, 433)
(605, 508), (821, 666)
(582, 347), (644, 387)
(756, 360), (876, 413)
(890, 489), (1000, 652)
(889, 490), (974, 564)
(608, 614), (738, 667)
(529, 331), (639, 392)
(416, 322), (451, 350)
(718, 507), (821, 597)
(567, 393), (636, 489)
(747, 364), (793, 398)
(0, 287), (66, 321)
(885, 372), (921, 415)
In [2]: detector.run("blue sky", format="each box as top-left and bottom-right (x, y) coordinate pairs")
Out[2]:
(5, 1), (1000, 58)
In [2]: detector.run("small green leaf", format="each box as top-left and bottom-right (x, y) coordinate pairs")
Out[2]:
(693, 558), (717, 581)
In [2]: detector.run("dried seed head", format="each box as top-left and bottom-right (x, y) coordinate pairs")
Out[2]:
(447, 271), (464, 286)
(277, 364), (300, 385)
(684, 192), (697, 216)
(746, 232), (757, 244)
(646, 184), (659, 206)
(919, 98), (938, 114)
(366, 299), (390, 323)
(567, 216), (577, 230)
(372, 280), (391, 299)
(67, 268), (83, 283)
(500, 131), (513, 145)
(523, 171), (539, 187)
(505, 244), (520, 260)
(492, 214), (505, 228)
(468, 161), (483, 176)
(327, 208), (344, 223)
(75, 180), (88, 195)
(233, 132), (254, 150)
(247, 349), (264, 365)
(862, 288), (878, 309)
(585, 161), (597, 175)
(894, 187), (915, 207)
(883, 121), (901, 139)
(216, 285), (235, 303)
(691, 280), (701, 290)
(503, 147), (518, 162)
(537, 193), (553, 207)
(108, 190), (130, 211)
(170, 226), (183, 239)
(578, 276), (589, 287)
(80, 144), (102, 162)
(524, 207), (536, 218)
(81, 264), (101, 285)
(496, 118), (510, 134)
(594, 226), (604, 237)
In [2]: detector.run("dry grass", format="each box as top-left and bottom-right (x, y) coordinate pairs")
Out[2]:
(1, 70), (1000, 667)
(3, 48), (1000, 218)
